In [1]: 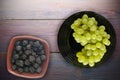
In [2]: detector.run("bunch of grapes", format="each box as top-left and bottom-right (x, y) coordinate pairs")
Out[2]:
(71, 14), (111, 67)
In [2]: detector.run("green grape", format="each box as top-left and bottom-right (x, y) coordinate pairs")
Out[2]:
(90, 39), (97, 44)
(71, 24), (75, 29)
(82, 18), (88, 24)
(86, 50), (92, 56)
(76, 18), (82, 22)
(96, 34), (102, 41)
(81, 48), (86, 53)
(90, 25), (97, 31)
(75, 28), (84, 35)
(96, 42), (102, 48)
(99, 25), (105, 31)
(103, 32), (108, 37)
(89, 17), (97, 25)
(89, 17), (96, 22)
(100, 31), (107, 37)
(95, 30), (100, 35)
(81, 42), (87, 46)
(74, 19), (81, 26)
(93, 49), (99, 56)
(71, 23), (76, 29)
(104, 47), (107, 52)
(103, 48), (107, 53)
(91, 34), (97, 40)
(89, 55), (94, 63)
(100, 44), (106, 51)
(73, 27), (78, 32)
(85, 44), (91, 50)
(99, 54), (104, 59)
(106, 34), (110, 39)
(74, 37), (80, 43)
(102, 38), (111, 46)
(81, 48), (85, 52)
(95, 21), (98, 25)
(85, 32), (91, 40)
(81, 48), (87, 56)
(73, 33), (81, 43)
(73, 32), (78, 37)
(76, 51), (82, 57)
(88, 20), (94, 27)
(81, 24), (88, 30)
(99, 50), (105, 58)
(94, 54), (101, 63)
(80, 36), (88, 46)
(84, 45), (88, 50)
(83, 58), (88, 65)
(78, 55), (85, 63)
(89, 62), (95, 67)
(107, 41), (111, 46)
(80, 36), (86, 41)
(91, 45), (96, 50)
(82, 14), (88, 19)
(72, 32), (76, 37)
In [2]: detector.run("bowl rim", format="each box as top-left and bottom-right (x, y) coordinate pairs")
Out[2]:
(7, 35), (50, 78)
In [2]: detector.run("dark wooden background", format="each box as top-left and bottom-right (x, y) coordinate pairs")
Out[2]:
(0, 0), (120, 80)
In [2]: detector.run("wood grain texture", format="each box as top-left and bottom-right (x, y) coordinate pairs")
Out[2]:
(0, 20), (64, 52)
(0, 0), (119, 19)
(0, 53), (120, 80)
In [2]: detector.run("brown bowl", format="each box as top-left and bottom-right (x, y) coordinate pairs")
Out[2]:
(7, 35), (50, 78)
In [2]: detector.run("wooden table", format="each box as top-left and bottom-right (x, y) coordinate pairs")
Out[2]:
(0, 0), (120, 80)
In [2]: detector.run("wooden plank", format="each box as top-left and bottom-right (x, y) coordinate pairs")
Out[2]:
(0, 20), (61, 36)
(0, 20), (63, 52)
(0, 0), (119, 19)
(0, 52), (120, 80)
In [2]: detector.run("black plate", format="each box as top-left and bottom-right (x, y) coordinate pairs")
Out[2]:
(57, 11), (116, 68)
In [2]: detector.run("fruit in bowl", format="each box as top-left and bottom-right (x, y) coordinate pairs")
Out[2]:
(71, 14), (111, 67)
(7, 36), (50, 78)
(58, 11), (116, 68)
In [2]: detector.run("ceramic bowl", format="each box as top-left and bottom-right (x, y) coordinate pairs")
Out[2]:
(58, 11), (116, 67)
(7, 35), (50, 78)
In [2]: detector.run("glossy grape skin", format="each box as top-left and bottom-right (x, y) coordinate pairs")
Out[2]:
(71, 14), (111, 67)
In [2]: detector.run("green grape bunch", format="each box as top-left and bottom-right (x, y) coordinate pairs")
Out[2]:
(71, 14), (111, 67)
